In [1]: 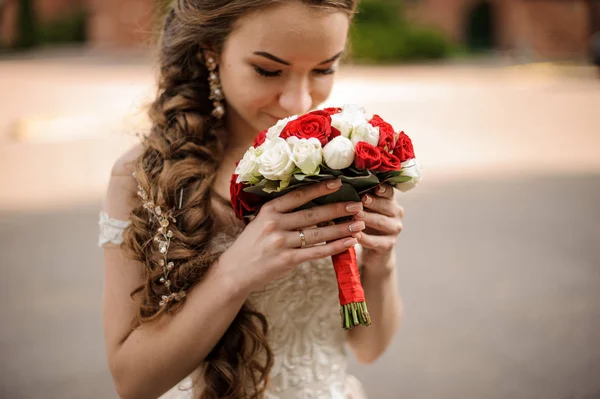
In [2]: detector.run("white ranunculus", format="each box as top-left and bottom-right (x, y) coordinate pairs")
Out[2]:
(287, 136), (323, 176)
(235, 147), (261, 184)
(257, 137), (296, 181)
(396, 158), (422, 192)
(323, 136), (355, 170)
(266, 115), (298, 140)
(350, 122), (380, 147)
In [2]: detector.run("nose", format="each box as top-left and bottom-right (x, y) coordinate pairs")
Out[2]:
(278, 77), (312, 116)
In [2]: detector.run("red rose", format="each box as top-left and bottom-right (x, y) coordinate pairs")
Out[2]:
(253, 129), (268, 147)
(354, 142), (382, 170)
(230, 174), (264, 220)
(393, 131), (415, 163)
(369, 115), (395, 151)
(280, 110), (332, 146)
(323, 107), (342, 115)
(377, 151), (402, 172)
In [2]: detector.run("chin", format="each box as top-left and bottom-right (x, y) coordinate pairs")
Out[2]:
(264, 114), (280, 127)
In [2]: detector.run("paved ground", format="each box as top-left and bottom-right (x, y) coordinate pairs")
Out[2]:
(0, 50), (599, 399)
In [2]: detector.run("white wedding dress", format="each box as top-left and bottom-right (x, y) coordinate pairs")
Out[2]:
(99, 211), (368, 399)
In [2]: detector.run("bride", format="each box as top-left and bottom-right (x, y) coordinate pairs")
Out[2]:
(99, 1), (406, 398)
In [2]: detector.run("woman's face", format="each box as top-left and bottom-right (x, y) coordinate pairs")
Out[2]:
(217, 2), (350, 140)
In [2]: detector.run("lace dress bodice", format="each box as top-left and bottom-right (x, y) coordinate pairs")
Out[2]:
(99, 212), (367, 399)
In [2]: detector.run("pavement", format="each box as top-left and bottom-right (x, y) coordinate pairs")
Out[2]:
(0, 49), (599, 399)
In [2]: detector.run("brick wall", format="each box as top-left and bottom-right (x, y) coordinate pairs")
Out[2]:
(406, 0), (591, 59)
(87, 0), (158, 48)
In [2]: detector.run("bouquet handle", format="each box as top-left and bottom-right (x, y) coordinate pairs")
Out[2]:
(332, 247), (371, 329)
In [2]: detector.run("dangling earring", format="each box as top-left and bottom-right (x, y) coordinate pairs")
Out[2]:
(205, 55), (225, 120)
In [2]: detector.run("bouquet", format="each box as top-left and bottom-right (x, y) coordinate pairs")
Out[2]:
(230, 105), (421, 329)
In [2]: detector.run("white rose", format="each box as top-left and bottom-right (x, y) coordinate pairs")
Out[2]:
(330, 105), (368, 138)
(235, 147), (261, 184)
(323, 136), (355, 170)
(266, 115), (298, 140)
(350, 122), (380, 147)
(331, 113), (353, 138)
(341, 104), (367, 121)
(257, 137), (296, 181)
(396, 158), (422, 192)
(287, 137), (323, 176)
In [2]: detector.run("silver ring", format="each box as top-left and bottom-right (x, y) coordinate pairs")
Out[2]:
(298, 230), (306, 248)
(349, 224), (353, 233)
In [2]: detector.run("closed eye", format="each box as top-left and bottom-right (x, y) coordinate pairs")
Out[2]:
(254, 66), (281, 78)
(314, 67), (336, 76)
(255, 66), (336, 78)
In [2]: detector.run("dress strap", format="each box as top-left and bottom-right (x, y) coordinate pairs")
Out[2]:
(98, 211), (131, 247)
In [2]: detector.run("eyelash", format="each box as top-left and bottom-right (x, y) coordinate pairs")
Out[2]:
(253, 66), (336, 78)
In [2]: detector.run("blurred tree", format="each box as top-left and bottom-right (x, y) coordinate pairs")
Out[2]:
(350, 0), (450, 63)
(39, 9), (87, 45)
(17, 0), (38, 48)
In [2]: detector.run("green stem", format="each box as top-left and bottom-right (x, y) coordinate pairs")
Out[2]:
(340, 301), (372, 330)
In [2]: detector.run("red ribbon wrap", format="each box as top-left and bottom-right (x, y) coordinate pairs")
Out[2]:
(331, 247), (365, 306)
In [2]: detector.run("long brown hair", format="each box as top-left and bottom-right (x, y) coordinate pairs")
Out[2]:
(123, 1), (358, 397)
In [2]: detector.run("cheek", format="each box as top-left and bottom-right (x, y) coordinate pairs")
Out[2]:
(311, 77), (335, 107)
(221, 66), (273, 113)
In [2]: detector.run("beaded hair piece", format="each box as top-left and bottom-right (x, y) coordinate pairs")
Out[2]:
(133, 172), (187, 307)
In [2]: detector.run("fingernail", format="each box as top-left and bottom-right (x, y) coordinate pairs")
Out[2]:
(377, 185), (386, 194)
(363, 195), (372, 205)
(346, 203), (362, 213)
(344, 238), (357, 248)
(356, 211), (366, 219)
(349, 221), (365, 232)
(327, 179), (342, 189)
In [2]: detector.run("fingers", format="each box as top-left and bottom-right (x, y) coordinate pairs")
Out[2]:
(285, 220), (366, 248)
(361, 193), (399, 218)
(356, 210), (403, 236)
(266, 179), (343, 214)
(355, 231), (397, 252)
(374, 184), (395, 200)
(279, 201), (363, 230)
(283, 236), (358, 265)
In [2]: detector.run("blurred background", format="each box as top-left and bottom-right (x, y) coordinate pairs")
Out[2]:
(1, 0), (599, 398)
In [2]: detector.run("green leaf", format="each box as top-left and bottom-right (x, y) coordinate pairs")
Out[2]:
(376, 171), (399, 182)
(243, 184), (273, 197)
(347, 166), (370, 176)
(313, 183), (361, 205)
(340, 173), (381, 191)
(383, 175), (413, 185)
(262, 180), (281, 193)
(320, 167), (343, 177)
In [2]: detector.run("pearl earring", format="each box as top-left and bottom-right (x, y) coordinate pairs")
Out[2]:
(205, 56), (225, 119)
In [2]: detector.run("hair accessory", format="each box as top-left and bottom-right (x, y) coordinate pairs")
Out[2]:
(134, 172), (187, 307)
(205, 55), (225, 119)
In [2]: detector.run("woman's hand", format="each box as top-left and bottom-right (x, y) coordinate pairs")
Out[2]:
(220, 179), (366, 293)
(354, 184), (404, 274)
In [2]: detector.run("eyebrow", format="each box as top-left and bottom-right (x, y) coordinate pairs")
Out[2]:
(253, 51), (344, 66)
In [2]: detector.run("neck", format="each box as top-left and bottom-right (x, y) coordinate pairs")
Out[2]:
(224, 108), (257, 153)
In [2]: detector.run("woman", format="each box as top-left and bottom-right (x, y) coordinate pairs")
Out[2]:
(99, 1), (405, 398)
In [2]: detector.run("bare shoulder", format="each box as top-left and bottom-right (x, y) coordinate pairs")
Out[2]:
(104, 144), (145, 220)
(111, 144), (144, 177)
